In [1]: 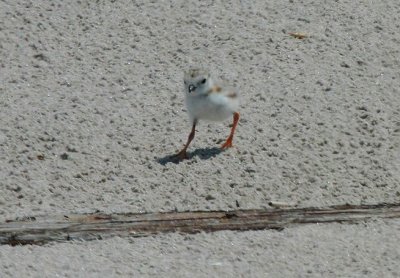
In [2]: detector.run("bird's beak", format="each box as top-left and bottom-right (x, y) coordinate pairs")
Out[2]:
(188, 84), (196, 93)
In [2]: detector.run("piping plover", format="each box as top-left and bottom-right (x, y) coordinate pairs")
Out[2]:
(176, 68), (240, 160)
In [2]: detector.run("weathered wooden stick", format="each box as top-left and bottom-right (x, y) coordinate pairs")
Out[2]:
(1, 203), (399, 246)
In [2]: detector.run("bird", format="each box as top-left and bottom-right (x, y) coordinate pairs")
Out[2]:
(175, 68), (240, 160)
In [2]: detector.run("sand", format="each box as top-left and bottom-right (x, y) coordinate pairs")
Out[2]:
(1, 0), (399, 276)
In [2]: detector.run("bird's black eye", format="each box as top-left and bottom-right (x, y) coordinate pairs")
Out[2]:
(200, 78), (206, 84)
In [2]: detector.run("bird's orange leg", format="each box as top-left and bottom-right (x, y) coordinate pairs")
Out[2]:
(221, 112), (240, 149)
(176, 121), (197, 160)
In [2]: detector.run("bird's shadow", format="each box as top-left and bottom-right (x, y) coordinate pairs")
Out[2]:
(157, 147), (223, 165)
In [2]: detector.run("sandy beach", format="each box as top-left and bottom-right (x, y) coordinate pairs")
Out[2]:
(1, 0), (399, 276)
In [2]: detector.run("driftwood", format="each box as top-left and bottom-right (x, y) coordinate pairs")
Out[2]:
(1, 203), (399, 246)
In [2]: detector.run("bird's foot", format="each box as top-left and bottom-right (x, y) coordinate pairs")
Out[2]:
(175, 149), (189, 160)
(221, 138), (233, 149)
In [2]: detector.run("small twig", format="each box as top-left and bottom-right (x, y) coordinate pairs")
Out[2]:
(288, 32), (308, 39)
(268, 201), (297, 209)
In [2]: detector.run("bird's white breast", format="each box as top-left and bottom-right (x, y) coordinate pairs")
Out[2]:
(186, 93), (238, 122)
